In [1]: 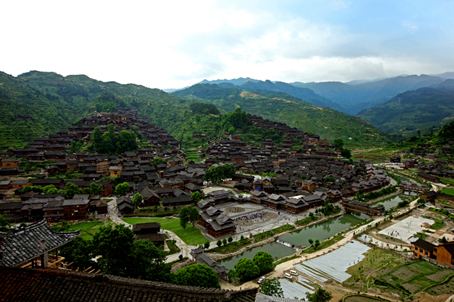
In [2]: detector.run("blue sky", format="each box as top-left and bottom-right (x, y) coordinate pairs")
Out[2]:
(0, 0), (453, 89)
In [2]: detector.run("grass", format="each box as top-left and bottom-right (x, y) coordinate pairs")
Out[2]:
(122, 217), (207, 245)
(295, 215), (319, 227)
(343, 249), (449, 297)
(66, 221), (104, 240)
(207, 238), (252, 254)
(166, 239), (181, 255)
(422, 215), (445, 230)
(440, 188), (454, 196)
(273, 254), (299, 267)
(440, 177), (454, 186)
(253, 224), (295, 242)
(301, 234), (344, 254)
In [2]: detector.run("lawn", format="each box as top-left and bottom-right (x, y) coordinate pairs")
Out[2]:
(66, 221), (104, 240)
(122, 217), (207, 245)
(440, 188), (454, 196)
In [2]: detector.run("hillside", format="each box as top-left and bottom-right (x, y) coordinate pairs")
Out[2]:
(197, 79), (344, 111)
(173, 83), (390, 146)
(0, 71), (191, 149)
(357, 82), (454, 137)
(292, 74), (450, 115)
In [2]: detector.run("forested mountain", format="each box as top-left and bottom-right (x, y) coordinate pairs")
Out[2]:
(173, 83), (389, 146)
(292, 74), (450, 115)
(357, 81), (454, 137)
(0, 71), (190, 148)
(196, 79), (344, 111)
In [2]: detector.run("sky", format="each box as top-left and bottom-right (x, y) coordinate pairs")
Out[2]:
(1, 0), (453, 89)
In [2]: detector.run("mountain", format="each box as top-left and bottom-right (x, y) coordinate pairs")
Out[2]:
(357, 81), (454, 137)
(0, 71), (191, 149)
(292, 74), (449, 115)
(173, 83), (389, 146)
(199, 78), (344, 111)
(199, 77), (259, 86)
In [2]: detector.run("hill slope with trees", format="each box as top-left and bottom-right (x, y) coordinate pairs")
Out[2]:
(173, 83), (390, 146)
(357, 82), (454, 137)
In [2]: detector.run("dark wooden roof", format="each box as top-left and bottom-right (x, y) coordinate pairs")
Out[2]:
(0, 220), (80, 267)
(412, 238), (434, 252)
(0, 267), (257, 302)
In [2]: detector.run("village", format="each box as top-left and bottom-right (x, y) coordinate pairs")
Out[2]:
(1, 108), (454, 301)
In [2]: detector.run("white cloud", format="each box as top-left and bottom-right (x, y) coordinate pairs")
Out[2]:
(0, 0), (452, 89)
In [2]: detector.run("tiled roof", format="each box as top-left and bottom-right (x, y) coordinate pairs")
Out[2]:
(0, 220), (80, 267)
(0, 267), (258, 302)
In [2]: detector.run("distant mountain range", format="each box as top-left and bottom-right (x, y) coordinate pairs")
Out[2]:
(172, 83), (390, 146)
(357, 80), (454, 136)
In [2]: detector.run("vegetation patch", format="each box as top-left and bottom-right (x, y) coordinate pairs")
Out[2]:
(253, 224), (295, 242)
(65, 221), (104, 240)
(122, 217), (207, 245)
(207, 238), (251, 254)
(302, 234), (344, 254)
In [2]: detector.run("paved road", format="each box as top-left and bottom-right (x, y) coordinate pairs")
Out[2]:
(107, 198), (132, 229)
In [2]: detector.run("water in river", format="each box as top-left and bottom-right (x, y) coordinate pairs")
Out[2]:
(217, 213), (368, 270)
(217, 241), (295, 270)
(374, 195), (403, 210)
(279, 213), (369, 246)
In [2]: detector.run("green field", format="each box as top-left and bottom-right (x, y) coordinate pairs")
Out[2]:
(66, 221), (104, 240)
(122, 217), (207, 245)
(344, 248), (454, 297)
(441, 188), (454, 196)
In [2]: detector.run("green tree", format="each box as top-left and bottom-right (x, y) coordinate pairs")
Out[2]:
(179, 206), (190, 229)
(253, 251), (274, 275)
(333, 139), (344, 150)
(204, 241), (210, 249)
(130, 239), (172, 282)
(308, 238), (314, 246)
(234, 258), (260, 282)
(43, 184), (58, 195)
(260, 278), (284, 298)
(60, 237), (97, 270)
(306, 287), (332, 302)
(190, 191), (201, 202)
(85, 182), (103, 195)
(0, 214), (12, 233)
(132, 193), (143, 208)
(175, 263), (220, 288)
(91, 127), (103, 152)
(341, 148), (352, 159)
(228, 236), (233, 243)
(216, 240), (222, 247)
(64, 182), (82, 199)
(222, 238), (227, 246)
(314, 239), (320, 249)
(91, 224), (135, 277)
(114, 182), (130, 196)
(189, 206), (199, 227)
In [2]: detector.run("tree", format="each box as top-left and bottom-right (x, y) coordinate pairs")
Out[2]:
(86, 182), (103, 195)
(333, 139), (344, 150)
(175, 263), (220, 288)
(132, 193), (143, 208)
(130, 239), (172, 282)
(314, 239), (320, 249)
(114, 182), (130, 196)
(179, 206), (190, 230)
(341, 148), (352, 159)
(228, 236), (233, 243)
(91, 224), (135, 277)
(64, 182), (82, 199)
(217, 240), (222, 247)
(308, 238), (314, 246)
(0, 214), (12, 233)
(190, 191), (201, 202)
(43, 184), (58, 195)
(234, 258), (260, 282)
(60, 237), (97, 271)
(189, 206), (199, 227)
(204, 241), (210, 249)
(222, 238), (227, 246)
(306, 288), (332, 302)
(260, 278), (284, 298)
(253, 251), (274, 275)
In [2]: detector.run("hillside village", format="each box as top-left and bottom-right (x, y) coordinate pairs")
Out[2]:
(1, 108), (454, 301)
